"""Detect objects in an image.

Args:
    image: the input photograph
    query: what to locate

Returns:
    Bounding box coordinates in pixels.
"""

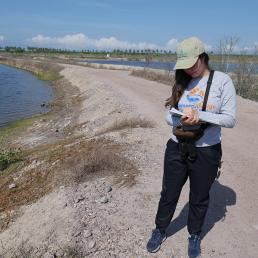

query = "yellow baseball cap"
[173,36,205,70]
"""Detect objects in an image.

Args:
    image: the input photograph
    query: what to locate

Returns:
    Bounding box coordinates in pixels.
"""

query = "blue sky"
[0,0,257,52]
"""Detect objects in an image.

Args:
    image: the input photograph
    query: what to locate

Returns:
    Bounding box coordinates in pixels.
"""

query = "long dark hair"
[165,52,211,108]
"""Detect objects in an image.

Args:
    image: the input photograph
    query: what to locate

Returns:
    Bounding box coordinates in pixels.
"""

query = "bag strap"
[199,70,215,131]
[202,70,214,111]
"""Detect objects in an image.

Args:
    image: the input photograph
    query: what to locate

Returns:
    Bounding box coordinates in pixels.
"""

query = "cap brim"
[173,56,199,70]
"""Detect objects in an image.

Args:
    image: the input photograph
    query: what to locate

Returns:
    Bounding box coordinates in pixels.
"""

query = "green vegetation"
[1,45,258,63]
[36,70,62,81]
[0,116,39,142]
[0,148,23,171]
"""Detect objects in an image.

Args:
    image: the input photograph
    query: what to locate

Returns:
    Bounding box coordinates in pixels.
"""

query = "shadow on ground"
[165,180,236,239]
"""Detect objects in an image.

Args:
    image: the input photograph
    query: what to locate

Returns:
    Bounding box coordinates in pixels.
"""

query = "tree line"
[0,46,179,55]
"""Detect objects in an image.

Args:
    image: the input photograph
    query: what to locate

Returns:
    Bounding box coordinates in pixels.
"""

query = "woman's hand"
[180,107,200,125]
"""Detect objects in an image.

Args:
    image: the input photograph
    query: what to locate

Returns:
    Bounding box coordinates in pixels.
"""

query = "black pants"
[155,138,222,236]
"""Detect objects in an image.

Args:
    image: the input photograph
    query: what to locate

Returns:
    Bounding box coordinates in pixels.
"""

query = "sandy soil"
[0,63,257,258]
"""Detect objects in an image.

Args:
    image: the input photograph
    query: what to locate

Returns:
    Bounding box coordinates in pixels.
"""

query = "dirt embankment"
[0,58,155,257]
[0,58,257,258]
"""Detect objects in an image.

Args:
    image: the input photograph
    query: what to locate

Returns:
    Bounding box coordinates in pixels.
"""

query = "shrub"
[0,148,23,171]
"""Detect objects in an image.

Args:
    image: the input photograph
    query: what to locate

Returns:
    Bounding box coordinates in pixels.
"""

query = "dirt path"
[0,63,257,258]
[61,64,258,257]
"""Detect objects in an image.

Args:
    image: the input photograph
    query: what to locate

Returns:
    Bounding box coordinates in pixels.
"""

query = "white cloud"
[165,38,179,51]
[30,33,90,47]
[28,34,194,51]
[29,33,159,50]
[241,42,258,53]
[0,35,5,41]
[204,43,212,52]
[215,42,258,54]
[30,33,258,53]
[93,36,158,49]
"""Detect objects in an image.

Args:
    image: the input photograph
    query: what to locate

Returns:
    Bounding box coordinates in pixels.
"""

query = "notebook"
[169,107,220,125]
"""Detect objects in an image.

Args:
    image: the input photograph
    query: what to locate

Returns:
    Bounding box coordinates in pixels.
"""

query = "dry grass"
[78,61,129,71]
[231,72,258,101]
[53,137,139,188]
[96,116,156,136]
[0,136,139,232]
[131,68,174,86]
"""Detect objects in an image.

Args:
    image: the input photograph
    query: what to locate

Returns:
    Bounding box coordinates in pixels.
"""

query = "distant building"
[106,53,110,58]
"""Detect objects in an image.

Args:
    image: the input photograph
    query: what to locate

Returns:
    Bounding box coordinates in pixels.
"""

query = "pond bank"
[0,56,83,148]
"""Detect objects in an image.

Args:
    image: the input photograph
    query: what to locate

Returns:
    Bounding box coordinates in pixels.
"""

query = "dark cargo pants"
[155,138,222,235]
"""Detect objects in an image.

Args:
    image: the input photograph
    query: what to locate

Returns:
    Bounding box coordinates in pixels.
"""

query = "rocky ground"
[0,62,257,258]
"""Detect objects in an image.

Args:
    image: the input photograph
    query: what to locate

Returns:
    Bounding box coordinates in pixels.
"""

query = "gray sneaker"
[188,234,201,258]
[146,228,167,253]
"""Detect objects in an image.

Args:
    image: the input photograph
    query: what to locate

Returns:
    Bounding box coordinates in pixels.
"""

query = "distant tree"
[217,36,239,73]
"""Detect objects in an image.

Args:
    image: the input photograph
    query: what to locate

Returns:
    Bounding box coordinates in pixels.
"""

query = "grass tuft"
[0,148,23,171]
[97,116,156,136]
[131,68,174,85]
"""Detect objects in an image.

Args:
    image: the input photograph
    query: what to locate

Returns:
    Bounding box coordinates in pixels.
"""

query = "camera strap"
[202,70,215,111]
[198,69,215,132]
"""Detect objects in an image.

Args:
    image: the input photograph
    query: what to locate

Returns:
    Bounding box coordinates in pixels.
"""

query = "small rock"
[88,240,96,249]
[8,183,16,189]
[0,213,7,220]
[105,185,112,193]
[75,195,85,203]
[83,229,92,238]
[99,196,109,203]
[43,252,55,258]
[52,160,60,166]
[74,231,81,237]
[88,212,96,218]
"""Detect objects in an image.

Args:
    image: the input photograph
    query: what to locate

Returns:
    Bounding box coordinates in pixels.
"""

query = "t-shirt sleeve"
[198,74,237,128]
[165,108,182,127]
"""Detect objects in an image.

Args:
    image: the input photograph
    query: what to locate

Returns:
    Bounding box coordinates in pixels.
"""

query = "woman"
[146,36,236,258]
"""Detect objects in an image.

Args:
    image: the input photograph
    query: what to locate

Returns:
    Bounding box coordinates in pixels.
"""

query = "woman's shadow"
[165,179,236,240]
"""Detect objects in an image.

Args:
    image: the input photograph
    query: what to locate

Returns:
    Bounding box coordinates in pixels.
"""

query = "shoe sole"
[188,249,201,258]
[147,236,167,253]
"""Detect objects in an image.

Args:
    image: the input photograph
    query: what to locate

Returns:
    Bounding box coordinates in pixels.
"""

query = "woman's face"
[183,57,205,78]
